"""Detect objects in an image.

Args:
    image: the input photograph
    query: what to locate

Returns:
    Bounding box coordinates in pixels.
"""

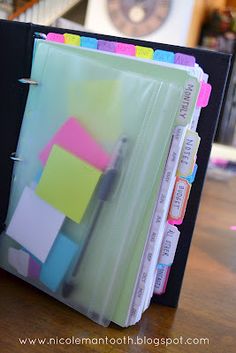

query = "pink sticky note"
[39,117,110,171]
[197,81,212,108]
[46,33,65,43]
[115,42,136,56]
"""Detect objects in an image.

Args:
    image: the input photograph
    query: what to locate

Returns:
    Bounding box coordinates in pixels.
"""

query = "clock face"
[107,0,171,37]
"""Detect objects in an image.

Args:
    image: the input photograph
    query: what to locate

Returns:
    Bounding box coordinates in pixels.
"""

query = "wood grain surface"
[0,177,236,353]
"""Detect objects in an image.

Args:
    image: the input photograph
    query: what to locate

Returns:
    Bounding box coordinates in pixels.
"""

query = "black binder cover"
[0,19,232,309]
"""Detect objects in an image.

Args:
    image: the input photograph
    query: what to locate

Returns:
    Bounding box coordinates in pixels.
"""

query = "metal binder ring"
[10,153,23,162]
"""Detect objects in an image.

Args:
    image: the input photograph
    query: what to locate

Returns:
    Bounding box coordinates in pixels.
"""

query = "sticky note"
[36,145,102,223]
[115,42,136,56]
[154,50,175,63]
[40,233,79,292]
[174,53,195,67]
[80,36,98,49]
[8,248,30,277]
[135,46,154,60]
[39,117,110,171]
[98,40,116,52]
[6,187,65,263]
[46,32,65,43]
[64,33,80,46]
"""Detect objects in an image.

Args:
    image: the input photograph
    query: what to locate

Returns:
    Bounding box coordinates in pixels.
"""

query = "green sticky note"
[36,145,102,223]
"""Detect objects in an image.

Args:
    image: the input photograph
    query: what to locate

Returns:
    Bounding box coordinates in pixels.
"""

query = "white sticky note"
[6,187,65,263]
[8,248,30,277]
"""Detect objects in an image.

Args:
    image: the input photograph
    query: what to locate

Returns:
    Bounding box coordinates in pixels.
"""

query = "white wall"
[85,0,196,46]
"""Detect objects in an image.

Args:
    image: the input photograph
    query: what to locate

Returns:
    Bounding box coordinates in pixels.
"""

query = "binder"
[0,19,232,327]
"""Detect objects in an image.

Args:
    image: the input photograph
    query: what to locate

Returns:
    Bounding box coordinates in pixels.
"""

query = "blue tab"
[80,36,98,49]
[154,50,175,63]
[40,233,79,292]
[183,164,198,184]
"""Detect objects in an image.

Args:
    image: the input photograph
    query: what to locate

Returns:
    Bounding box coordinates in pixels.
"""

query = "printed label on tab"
[154,264,170,295]
[177,79,197,123]
[158,223,180,266]
[177,130,200,177]
[64,33,80,46]
[46,33,65,43]
[135,46,154,59]
[168,177,191,225]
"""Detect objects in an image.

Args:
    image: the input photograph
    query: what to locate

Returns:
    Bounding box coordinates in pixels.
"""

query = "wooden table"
[1,177,236,353]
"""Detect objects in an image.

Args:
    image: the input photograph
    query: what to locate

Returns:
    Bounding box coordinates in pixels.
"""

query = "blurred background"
[1,0,236,174]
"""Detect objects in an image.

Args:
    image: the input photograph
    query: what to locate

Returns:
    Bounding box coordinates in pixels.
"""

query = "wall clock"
[107,0,171,37]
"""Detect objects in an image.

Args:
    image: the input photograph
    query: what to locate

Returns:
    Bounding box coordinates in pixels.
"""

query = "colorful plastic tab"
[184,164,198,184]
[115,42,136,56]
[40,233,79,292]
[177,130,200,177]
[158,223,180,266]
[39,117,110,171]
[6,187,65,263]
[168,177,191,225]
[174,53,195,67]
[80,36,98,49]
[154,49,175,63]
[197,81,212,107]
[98,40,116,52]
[36,145,102,224]
[46,32,65,43]
[154,264,171,295]
[135,46,154,60]
[64,33,80,46]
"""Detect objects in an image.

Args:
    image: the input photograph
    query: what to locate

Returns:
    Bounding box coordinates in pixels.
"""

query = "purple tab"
[174,53,195,67]
[98,40,116,52]
[28,257,41,279]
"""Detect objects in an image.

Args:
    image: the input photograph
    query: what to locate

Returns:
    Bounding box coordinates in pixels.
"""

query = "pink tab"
[174,53,195,67]
[197,81,212,108]
[46,32,65,43]
[115,42,136,56]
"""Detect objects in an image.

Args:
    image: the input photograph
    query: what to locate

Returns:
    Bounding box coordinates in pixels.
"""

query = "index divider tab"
[46,32,65,43]
[174,53,196,67]
[115,42,136,56]
[177,130,200,177]
[80,36,98,49]
[98,40,116,52]
[154,49,175,63]
[64,33,80,46]
[168,177,191,225]
[197,81,212,108]
[154,264,171,295]
[158,223,180,266]
[184,163,198,184]
[135,46,154,60]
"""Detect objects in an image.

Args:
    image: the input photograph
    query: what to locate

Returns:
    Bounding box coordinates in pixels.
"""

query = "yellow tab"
[64,33,80,46]
[135,46,154,60]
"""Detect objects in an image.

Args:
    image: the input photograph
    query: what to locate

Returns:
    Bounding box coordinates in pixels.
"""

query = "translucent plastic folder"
[0,21,231,328]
